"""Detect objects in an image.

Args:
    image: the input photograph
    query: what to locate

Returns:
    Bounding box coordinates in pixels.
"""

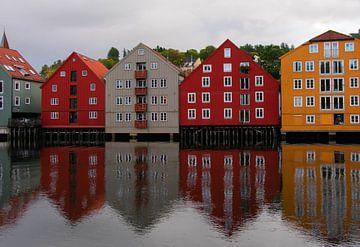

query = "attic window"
[13,64,24,69]
[60,71,66,77]
[20,69,30,77]
[82,70,88,76]
[12,56,17,61]
[4,65,15,71]
[18,58,25,63]
[29,69,36,75]
[138,49,145,55]
[5,55,11,60]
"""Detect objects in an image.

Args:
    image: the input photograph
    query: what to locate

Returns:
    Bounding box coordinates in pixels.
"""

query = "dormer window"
[29,69,36,75]
[5,55,11,60]
[18,58,25,63]
[12,56,17,61]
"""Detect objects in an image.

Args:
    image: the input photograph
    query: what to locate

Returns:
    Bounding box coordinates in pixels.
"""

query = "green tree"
[107,47,119,61]
[159,48,186,67]
[199,45,216,60]
[40,59,63,79]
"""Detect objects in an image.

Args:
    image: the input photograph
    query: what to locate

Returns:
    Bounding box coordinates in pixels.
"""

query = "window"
[70,71,77,82]
[255,108,264,118]
[320,61,330,75]
[240,94,250,105]
[350,77,359,88]
[223,63,232,72]
[307,151,316,162]
[188,93,196,103]
[332,42,339,58]
[255,91,264,102]
[320,96,331,110]
[224,108,232,119]
[240,62,250,74]
[151,112,158,121]
[350,95,359,106]
[124,63,131,70]
[305,61,314,72]
[306,79,314,89]
[350,114,360,124]
[240,78,249,89]
[82,70,88,76]
[125,80,131,88]
[151,96,157,105]
[150,62,158,69]
[25,97,30,105]
[50,112,59,119]
[116,113,123,122]
[333,96,344,110]
[116,97,123,105]
[202,92,210,103]
[52,85,57,92]
[160,79,167,88]
[324,42,331,58]
[14,81,20,91]
[350,59,358,70]
[240,109,250,123]
[188,109,196,119]
[125,113,131,121]
[151,79,158,88]
[116,80,123,89]
[0,96,3,110]
[255,76,263,86]
[89,111,97,119]
[60,71,66,77]
[50,98,59,105]
[224,48,231,58]
[160,96,167,105]
[89,97,97,105]
[351,152,360,162]
[332,60,344,74]
[306,115,315,124]
[333,78,344,92]
[25,82,30,90]
[345,42,354,52]
[306,96,315,107]
[293,79,302,89]
[69,98,77,109]
[160,112,167,121]
[202,77,210,87]
[224,76,232,87]
[293,61,302,72]
[224,92,232,103]
[294,96,302,107]
[309,44,318,53]
[203,64,212,72]
[320,78,331,92]
[90,83,96,91]
[14,96,20,106]
[124,96,131,105]
[0,80,3,93]
[70,85,77,96]
[202,108,210,119]
[137,48,145,55]
[29,69,36,75]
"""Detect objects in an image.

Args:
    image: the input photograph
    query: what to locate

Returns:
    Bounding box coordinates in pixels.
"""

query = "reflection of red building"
[40,146,105,223]
[180,149,281,236]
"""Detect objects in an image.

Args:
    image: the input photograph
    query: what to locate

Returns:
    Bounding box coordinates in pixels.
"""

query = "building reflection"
[0,143,40,227]
[105,142,179,233]
[180,148,281,236]
[282,144,360,243]
[40,146,105,223]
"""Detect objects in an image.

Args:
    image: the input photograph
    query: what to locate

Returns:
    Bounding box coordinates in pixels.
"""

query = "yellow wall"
[282,144,360,240]
[281,37,360,132]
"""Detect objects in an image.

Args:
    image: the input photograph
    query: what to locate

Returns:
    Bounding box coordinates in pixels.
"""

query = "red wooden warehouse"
[41,52,108,130]
[180,39,279,131]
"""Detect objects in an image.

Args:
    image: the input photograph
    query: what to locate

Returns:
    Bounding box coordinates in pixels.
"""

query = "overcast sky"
[1,0,360,70]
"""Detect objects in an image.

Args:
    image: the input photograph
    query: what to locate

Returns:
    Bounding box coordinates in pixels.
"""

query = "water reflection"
[282,144,360,244]
[0,143,40,227]
[105,142,180,233]
[40,146,105,223]
[180,148,281,236]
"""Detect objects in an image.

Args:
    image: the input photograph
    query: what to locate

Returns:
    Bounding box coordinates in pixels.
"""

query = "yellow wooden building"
[281,30,360,133]
[282,144,360,241]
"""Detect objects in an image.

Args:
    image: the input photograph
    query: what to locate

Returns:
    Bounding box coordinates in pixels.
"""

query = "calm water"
[0,142,359,247]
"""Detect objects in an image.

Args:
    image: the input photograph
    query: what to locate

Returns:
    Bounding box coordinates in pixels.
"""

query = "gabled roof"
[0,47,44,82]
[309,30,354,42]
[41,52,108,88]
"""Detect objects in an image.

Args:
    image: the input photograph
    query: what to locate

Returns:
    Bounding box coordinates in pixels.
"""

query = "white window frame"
[305,61,314,72]
[350,95,359,106]
[224,108,232,119]
[306,115,315,124]
[125,80,131,89]
[333,96,344,110]
[160,79,167,88]
[309,44,318,53]
[320,96,331,110]
[293,61,302,72]
[319,60,331,75]
[124,96,132,105]
[306,96,315,107]
[90,83,96,91]
[0,96,3,110]
[125,113,131,122]
[255,91,264,102]
[320,78,331,93]
[60,71,66,77]
[202,108,210,119]
[160,112,168,121]
[294,96,303,107]
[25,97,30,105]
[240,94,250,105]
[240,78,249,89]
[116,80,123,89]
[82,70,88,76]
[160,96,167,105]
[188,109,196,119]
[349,59,359,70]
[202,92,210,103]
[151,96,157,105]
[150,62,158,70]
[203,64,212,73]
[14,81,20,91]
[255,76,263,86]
[89,97,97,105]
[151,112,158,121]
[50,98,59,106]
[224,48,231,58]
[240,109,250,123]
[293,79,302,90]
[52,84,57,92]
[224,76,232,87]
[188,93,196,103]
[116,97,123,105]
[350,114,360,124]
[306,79,314,89]
[223,63,232,72]
[0,80,3,94]
[50,112,59,120]
[25,82,31,90]
[138,48,145,55]
[124,63,131,70]
[14,96,20,106]
[151,79,158,88]
[89,111,97,119]
[350,77,359,88]
[345,42,354,52]
[332,60,344,75]
[116,113,123,122]
[202,77,210,87]
[255,108,264,119]
[224,92,232,103]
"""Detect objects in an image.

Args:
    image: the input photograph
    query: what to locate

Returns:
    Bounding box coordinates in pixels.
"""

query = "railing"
[135,87,148,95]
[135,120,147,129]
[134,70,147,79]
[135,103,147,112]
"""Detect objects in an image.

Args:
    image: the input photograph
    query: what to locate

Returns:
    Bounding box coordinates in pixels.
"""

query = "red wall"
[180,148,281,235]
[41,53,106,128]
[180,39,279,126]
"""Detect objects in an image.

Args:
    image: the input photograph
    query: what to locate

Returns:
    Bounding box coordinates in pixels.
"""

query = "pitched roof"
[76,53,108,79]
[309,30,354,42]
[0,32,9,49]
[0,47,44,82]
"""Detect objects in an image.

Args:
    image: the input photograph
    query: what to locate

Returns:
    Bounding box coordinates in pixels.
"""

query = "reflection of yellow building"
[282,144,360,242]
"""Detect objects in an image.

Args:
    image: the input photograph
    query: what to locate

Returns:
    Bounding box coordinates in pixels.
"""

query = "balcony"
[135,103,148,112]
[134,70,147,79]
[135,120,147,129]
[135,87,148,96]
